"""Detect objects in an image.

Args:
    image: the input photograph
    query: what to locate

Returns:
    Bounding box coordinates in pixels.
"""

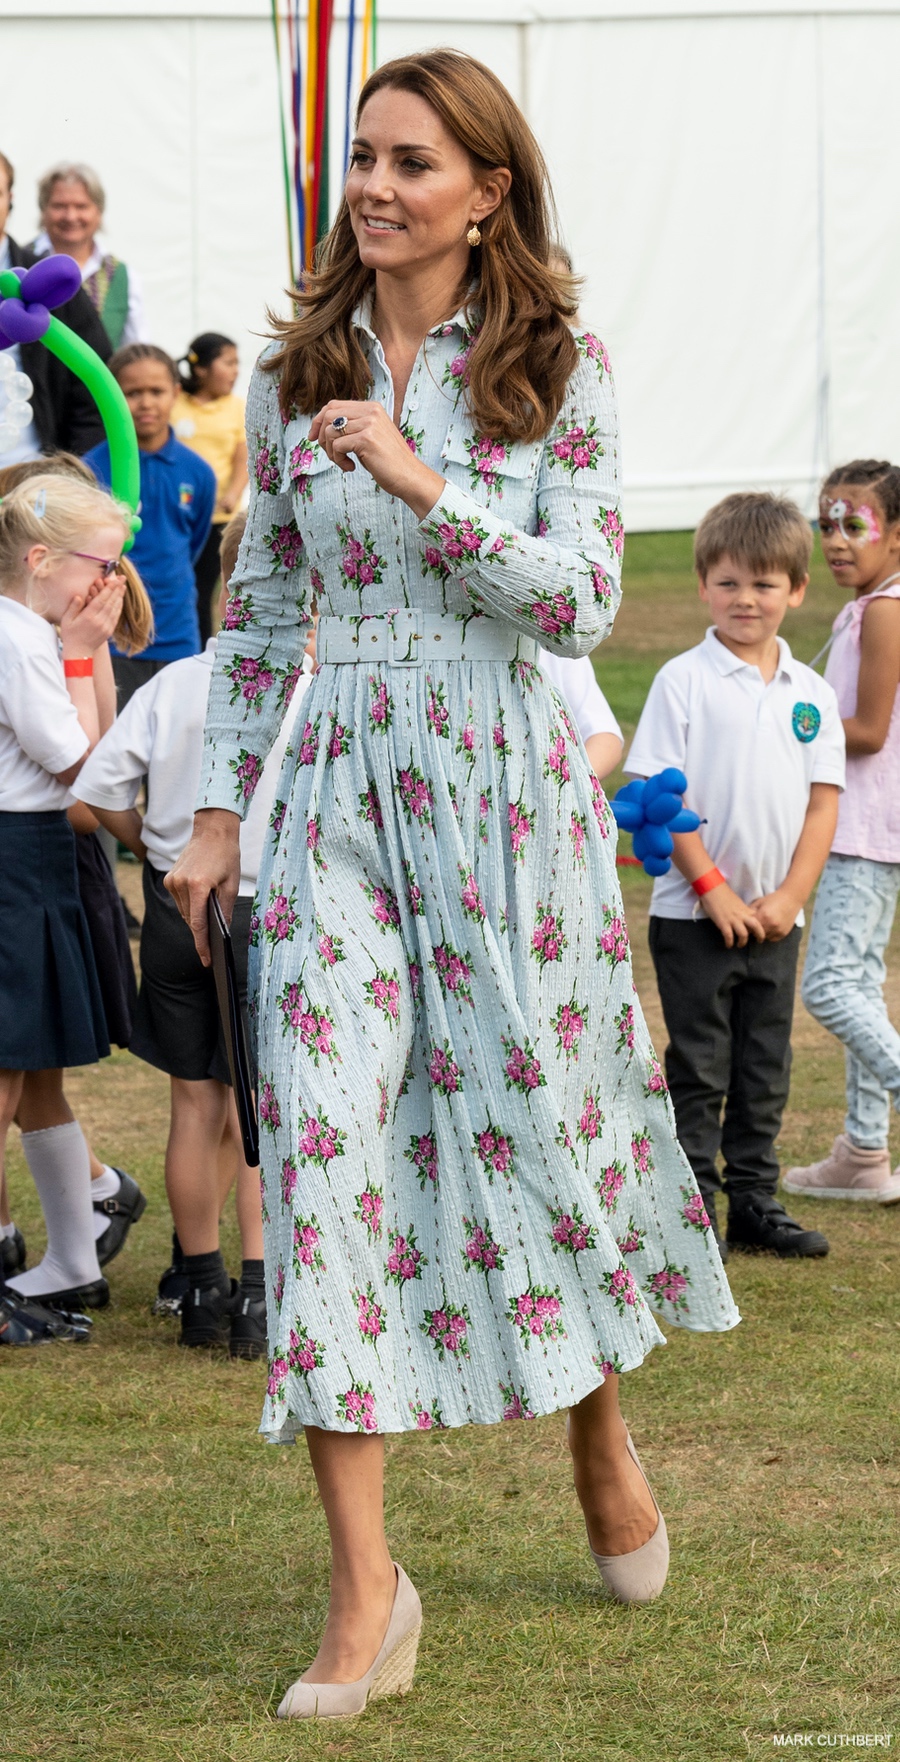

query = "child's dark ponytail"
[822,460,900,525]
[178,333,235,395]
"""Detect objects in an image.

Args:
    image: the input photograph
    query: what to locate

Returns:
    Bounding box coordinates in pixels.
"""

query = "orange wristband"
[63,658,93,678]
[692,867,725,897]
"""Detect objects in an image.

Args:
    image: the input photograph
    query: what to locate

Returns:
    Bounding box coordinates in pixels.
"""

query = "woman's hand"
[59,575,126,655]
[309,400,445,520]
[165,808,242,966]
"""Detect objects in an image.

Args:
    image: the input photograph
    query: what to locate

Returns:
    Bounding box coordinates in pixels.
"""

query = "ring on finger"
[331,415,347,432]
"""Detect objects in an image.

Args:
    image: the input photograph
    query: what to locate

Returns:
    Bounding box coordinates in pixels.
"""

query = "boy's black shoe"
[703,1194,729,1264]
[0,1226,27,1278]
[94,1171,147,1268]
[230,1287,268,1361]
[726,1191,829,1258]
[180,1278,241,1349]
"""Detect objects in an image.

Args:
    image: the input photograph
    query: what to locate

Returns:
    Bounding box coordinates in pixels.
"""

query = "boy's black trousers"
[647,916,801,1207]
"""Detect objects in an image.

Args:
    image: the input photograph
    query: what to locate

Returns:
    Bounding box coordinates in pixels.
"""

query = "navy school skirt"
[0,811,111,1071]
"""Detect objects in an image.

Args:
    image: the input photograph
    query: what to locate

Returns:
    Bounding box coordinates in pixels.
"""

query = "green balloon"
[0,274,141,551]
[42,316,142,546]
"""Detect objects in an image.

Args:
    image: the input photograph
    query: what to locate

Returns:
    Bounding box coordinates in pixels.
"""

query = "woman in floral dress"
[169,48,738,1718]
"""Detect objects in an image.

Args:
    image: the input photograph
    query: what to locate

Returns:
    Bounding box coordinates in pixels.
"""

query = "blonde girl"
[0,475,151,1327]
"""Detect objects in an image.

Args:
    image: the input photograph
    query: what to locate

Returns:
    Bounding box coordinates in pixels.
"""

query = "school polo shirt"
[540,651,623,746]
[84,430,216,661]
[625,627,845,922]
[0,598,88,811]
[77,640,314,895]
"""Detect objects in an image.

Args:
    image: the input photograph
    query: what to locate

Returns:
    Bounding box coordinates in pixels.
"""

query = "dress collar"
[351,287,475,345]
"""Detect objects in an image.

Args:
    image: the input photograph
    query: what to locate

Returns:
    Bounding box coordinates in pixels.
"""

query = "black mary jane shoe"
[36,1277,110,1312]
[94,1171,148,1268]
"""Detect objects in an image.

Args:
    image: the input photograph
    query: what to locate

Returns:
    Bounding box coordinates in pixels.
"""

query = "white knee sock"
[7,1121,103,1295]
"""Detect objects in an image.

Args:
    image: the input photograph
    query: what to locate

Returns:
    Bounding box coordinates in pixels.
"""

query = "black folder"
[207,891,259,1167]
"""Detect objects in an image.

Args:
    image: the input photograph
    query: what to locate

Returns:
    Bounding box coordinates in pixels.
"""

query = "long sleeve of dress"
[197,357,313,817]
[418,337,623,659]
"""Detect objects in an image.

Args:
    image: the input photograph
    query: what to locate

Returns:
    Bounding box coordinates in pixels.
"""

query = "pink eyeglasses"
[70,551,124,579]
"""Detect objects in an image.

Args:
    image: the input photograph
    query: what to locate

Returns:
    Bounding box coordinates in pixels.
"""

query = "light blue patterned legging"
[801,853,900,1148]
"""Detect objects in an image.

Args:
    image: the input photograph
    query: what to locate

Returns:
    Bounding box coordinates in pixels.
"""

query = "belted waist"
[316,609,538,667]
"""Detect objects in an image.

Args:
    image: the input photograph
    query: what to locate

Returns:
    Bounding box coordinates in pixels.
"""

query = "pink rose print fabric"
[197,304,738,1441]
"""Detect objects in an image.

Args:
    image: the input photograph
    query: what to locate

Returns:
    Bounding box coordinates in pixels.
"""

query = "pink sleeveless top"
[825,582,900,862]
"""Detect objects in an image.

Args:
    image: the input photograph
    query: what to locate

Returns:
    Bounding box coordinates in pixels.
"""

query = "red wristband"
[63,658,93,678]
[692,867,725,897]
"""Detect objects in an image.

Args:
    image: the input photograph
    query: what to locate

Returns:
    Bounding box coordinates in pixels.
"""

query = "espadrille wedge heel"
[276,1564,422,1720]
[589,1432,669,1604]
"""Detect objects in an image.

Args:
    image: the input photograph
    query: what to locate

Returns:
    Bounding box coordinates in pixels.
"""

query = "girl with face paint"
[786,460,900,1203]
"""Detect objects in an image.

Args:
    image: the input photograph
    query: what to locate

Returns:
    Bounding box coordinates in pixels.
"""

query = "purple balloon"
[0,298,50,342]
[19,254,82,309]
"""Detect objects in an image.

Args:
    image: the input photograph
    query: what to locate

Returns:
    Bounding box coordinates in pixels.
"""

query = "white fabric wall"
[1,2,897,529]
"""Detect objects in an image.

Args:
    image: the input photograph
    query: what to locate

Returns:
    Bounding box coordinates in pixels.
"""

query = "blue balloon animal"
[611,768,701,876]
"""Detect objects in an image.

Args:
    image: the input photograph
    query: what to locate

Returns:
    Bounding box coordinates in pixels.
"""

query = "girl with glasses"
[0,474,151,1335]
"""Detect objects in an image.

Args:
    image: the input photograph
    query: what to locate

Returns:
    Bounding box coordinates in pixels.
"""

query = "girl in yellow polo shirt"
[173,333,248,644]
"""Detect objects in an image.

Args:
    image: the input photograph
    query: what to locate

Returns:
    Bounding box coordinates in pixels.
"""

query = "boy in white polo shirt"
[626,493,845,1259]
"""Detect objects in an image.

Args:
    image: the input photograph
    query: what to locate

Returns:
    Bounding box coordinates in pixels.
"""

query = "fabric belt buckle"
[387,607,424,666]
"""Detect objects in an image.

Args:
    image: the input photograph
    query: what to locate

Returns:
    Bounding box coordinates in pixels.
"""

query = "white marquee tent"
[2,0,897,529]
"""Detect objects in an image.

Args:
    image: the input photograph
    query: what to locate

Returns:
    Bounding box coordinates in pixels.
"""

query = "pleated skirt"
[0,811,110,1071]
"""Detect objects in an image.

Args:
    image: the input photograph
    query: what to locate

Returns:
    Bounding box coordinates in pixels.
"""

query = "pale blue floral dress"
[198,302,739,1441]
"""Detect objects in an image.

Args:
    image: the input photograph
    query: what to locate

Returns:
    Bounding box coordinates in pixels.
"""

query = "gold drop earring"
[466,222,482,247]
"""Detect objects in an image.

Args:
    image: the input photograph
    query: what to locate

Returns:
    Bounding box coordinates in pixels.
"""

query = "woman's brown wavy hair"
[265,48,580,443]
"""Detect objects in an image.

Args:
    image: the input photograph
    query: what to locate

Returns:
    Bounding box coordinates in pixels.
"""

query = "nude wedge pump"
[589,1432,669,1604]
[276,1563,422,1720]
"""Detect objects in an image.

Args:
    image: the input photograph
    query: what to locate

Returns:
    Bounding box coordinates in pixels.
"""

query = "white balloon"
[4,400,33,431]
[8,371,33,400]
[0,422,20,450]
[0,353,15,385]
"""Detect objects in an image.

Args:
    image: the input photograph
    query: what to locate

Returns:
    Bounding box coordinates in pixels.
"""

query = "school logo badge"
[792,701,821,743]
[179,482,195,507]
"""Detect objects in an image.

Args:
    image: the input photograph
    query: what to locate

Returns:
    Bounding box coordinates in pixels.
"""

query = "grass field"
[2,535,898,1761]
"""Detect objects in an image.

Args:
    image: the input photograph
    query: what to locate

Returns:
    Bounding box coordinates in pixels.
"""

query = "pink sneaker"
[783,1134,900,1204]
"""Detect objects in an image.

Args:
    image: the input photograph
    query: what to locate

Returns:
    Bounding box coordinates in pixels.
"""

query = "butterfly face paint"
[823,497,882,547]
